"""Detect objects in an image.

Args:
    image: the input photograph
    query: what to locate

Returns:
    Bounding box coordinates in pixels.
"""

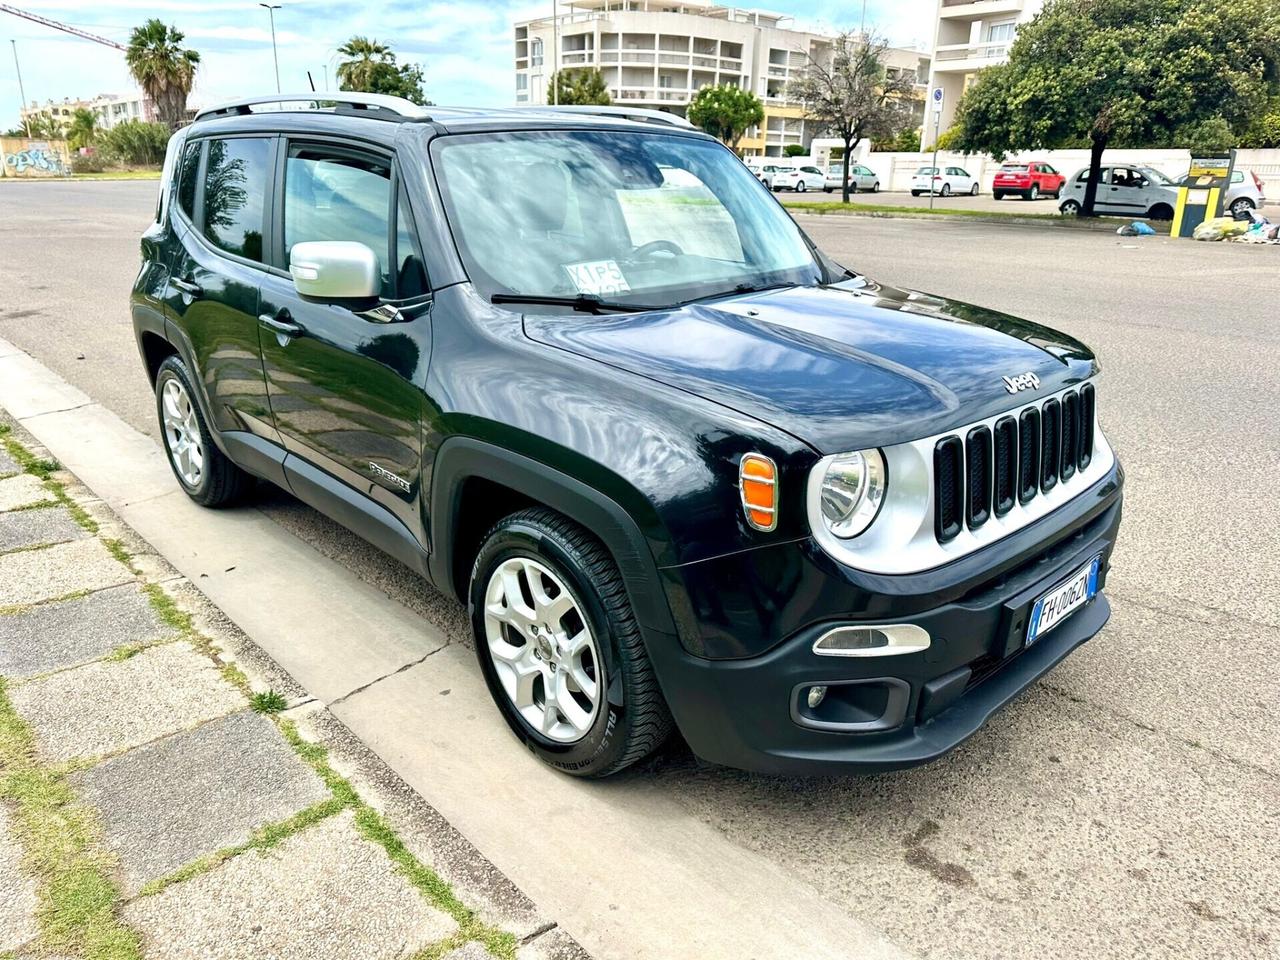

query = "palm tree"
[67,108,98,150]
[126,19,200,130]
[336,36,393,93]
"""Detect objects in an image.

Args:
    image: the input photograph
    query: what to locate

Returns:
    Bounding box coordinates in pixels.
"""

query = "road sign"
[931,87,944,112]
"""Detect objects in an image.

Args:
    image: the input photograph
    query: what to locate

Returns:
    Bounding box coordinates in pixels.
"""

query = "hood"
[524,280,1097,455]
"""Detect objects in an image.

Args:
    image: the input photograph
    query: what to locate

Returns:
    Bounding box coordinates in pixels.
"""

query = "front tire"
[1060,199,1082,216]
[155,355,252,507]
[470,508,674,778]
[871,181,879,193]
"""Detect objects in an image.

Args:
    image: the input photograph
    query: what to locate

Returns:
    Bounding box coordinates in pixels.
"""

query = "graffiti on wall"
[0,139,72,178]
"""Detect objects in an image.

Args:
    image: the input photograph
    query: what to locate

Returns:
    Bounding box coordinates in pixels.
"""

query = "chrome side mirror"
[289,241,379,300]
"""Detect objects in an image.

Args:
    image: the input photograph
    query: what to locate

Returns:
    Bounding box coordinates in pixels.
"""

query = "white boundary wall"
[797,139,1280,192]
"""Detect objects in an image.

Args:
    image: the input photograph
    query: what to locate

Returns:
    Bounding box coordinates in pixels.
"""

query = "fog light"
[807,685,828,709]
[812,623,931,657]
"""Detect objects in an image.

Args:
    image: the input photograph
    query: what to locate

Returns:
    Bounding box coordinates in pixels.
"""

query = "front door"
[257,140,433,538]
[1104,167,1148,215]
[164,134,277,443]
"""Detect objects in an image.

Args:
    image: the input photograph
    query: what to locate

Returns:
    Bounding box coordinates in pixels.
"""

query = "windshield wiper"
[681,280,798,305]
[491,293,660,314]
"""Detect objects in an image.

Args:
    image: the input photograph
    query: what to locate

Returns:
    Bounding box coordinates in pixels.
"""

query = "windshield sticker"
[564,260,631,296]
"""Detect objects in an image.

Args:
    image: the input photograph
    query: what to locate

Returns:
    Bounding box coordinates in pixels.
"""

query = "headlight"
[818,449,886,539]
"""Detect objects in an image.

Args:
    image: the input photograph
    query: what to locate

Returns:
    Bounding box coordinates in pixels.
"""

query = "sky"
[0,0,934,122]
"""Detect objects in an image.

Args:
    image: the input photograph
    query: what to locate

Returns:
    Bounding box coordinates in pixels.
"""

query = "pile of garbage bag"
[1193,208,1280,243]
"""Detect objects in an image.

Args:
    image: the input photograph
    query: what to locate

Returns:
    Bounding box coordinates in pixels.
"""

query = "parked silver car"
[1058,165,1179,219]
[824,163,880,193]
[1177,169,1268,217]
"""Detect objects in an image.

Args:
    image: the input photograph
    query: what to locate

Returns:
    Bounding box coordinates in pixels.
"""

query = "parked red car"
[993,161,1066,200]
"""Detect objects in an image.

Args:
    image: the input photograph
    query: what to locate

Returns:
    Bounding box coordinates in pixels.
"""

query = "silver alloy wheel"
[161,378,204,488]
[483,556,602,743]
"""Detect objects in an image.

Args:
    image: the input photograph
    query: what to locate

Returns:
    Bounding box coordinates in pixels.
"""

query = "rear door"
[164,134,278,446]
[257,137,433,538]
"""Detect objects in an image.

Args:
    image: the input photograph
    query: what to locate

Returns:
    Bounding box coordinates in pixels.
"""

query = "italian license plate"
[1027,555,1101,646]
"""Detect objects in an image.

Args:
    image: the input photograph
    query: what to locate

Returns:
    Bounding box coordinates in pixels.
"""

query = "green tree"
[686,84,764,152]
[787,33,918,202]
[23,114,64,139]
[99,120,170,166]
[549,67,612,106]
[336,36,393,91]
[782,144,806,157]
[1241,97,1280,148]
[67,108,98,150]
[336,37,430,105]
[872,126,923,152]
[126,19,200,131]
[954,0,1280,216]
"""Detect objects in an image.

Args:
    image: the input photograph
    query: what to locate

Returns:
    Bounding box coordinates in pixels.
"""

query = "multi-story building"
[513,0,930,157]
[19,92,154,136]
[924,0,1044,135]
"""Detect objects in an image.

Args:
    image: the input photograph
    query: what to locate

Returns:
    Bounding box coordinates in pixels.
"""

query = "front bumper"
[648,471,1123,775]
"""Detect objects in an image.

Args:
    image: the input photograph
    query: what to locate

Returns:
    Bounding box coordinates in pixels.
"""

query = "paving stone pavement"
[76,711,333,894]
[0,537,134,607]
[0,473,53,511]
[0,803,39,953]
[9,641,246,763]
[0,444,20,476]
[0,582,179,679]
[0,424,576,960]
[0,504,87,554]
[122,811,457,959]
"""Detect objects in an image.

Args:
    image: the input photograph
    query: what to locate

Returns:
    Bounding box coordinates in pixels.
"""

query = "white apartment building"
[925,0,1044,135]
[20,92,154,135]
[514,0,930,157]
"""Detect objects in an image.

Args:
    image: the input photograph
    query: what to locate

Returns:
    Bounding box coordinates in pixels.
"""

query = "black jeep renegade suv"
[131,94,1123,778]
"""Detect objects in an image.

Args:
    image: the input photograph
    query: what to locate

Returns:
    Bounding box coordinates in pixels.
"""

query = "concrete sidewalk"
[0,420,586,960]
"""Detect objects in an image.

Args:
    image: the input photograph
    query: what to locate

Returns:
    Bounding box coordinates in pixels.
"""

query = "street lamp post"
[259,3,282,93]
[10,40,30,137]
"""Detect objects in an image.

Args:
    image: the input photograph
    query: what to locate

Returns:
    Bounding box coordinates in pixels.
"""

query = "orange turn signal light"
[739,453,778,532]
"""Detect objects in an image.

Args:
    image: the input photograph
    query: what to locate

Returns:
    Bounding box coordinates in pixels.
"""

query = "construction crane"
[0,4,126,51]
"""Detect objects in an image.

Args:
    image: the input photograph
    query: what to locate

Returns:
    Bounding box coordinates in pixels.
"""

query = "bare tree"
[788,33,918,203]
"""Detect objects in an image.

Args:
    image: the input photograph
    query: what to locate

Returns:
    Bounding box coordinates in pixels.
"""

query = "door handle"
[171,276,202,298]
[258,310,304,338]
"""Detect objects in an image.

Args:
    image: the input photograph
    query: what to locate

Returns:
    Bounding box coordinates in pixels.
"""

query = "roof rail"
[193,92,432,124]
[518,105,695,129]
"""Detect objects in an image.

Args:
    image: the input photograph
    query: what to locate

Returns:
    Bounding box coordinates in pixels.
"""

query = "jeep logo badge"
[1002,372,1040,395]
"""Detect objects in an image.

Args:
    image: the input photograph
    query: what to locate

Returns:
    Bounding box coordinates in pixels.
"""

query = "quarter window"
[283,146,392,298]
[177,141,201,221]
[203,137,272,262]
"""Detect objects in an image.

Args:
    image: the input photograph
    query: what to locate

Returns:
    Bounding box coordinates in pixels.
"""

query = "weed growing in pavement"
[100,538,136,573]
[0,678,143,960]
[140,582,193,635]
[0,433,59,480]
[106,643,147,663]
[250,689,289,713]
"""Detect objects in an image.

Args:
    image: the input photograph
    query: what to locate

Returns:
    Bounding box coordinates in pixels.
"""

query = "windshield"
[1139,166,1174,185]
[431,130,822,308]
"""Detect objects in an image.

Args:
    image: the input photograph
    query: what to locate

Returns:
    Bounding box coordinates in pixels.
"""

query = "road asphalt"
[1,180,1277,959]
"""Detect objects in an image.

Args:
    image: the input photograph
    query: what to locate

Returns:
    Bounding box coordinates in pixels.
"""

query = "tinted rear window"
[203,137,272,263]
[1001,164,1028,172]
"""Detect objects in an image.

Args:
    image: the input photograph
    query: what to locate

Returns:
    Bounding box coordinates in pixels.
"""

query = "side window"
[394,188,429,300]
[203,137,272,262]
[177,141,201,221]
[1231,171,1244,183]
[1079,168,1109,184]
[283,145,392,298]
[1043,164,1057,174]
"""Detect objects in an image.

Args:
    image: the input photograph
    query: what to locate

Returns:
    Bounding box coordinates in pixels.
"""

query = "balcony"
[939,0,1025,18]
[933,41,1011,68]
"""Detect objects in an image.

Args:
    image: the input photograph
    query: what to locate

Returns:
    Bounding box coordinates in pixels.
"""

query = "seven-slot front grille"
[934,386,1097,544]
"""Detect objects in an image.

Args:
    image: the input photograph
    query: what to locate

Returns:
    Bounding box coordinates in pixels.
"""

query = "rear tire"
[941,183,951,197]
[911,190,920,197]
[796,180,807,193]
[1029,184,1040,201]
[871,182,879,193]
[1230,197,1255,217]
[994,191,1005,200]
[1148,203,1174,221]
[970,183,979,196]
[469,508,674,779]
[155,354,252,508]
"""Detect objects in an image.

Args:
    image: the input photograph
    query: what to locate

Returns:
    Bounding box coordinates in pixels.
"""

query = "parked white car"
[1177,168,1267,217]
[824,163,880,193]
[772,165,826,193]
[1058,165,1180,219]
[910,166,978,197]
[753,164,788,189]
